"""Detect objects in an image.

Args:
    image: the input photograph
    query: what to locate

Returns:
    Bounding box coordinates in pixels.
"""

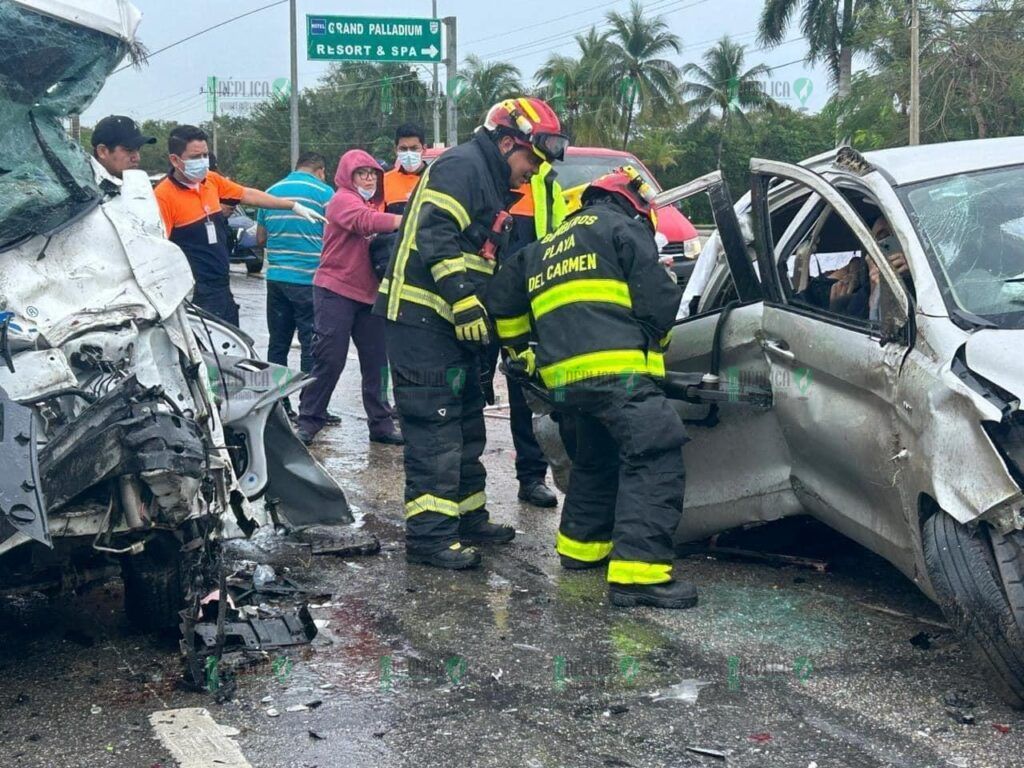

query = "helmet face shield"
[533,132,569,162]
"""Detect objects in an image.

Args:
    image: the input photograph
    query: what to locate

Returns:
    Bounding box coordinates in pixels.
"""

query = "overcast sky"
[84,0,831,128]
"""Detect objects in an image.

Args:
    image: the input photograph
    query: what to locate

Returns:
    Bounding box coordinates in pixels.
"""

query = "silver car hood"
[965,329,1024,404]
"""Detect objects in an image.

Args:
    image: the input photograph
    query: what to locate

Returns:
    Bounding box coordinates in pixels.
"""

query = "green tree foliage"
[456,55,524,137]
[682,36,775,168]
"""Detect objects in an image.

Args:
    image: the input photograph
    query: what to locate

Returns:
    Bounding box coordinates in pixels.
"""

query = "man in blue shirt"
[257,153,334,386]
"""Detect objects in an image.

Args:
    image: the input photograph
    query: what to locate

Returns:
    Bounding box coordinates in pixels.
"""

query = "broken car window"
[903,165,1024,329]
[0,4,127,249]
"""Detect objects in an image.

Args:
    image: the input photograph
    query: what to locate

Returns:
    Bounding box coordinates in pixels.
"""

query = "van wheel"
[122,534,190,633]
[923,511,1024,708]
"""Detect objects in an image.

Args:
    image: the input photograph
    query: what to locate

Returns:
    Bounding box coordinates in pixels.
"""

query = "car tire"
[923,511,1024,708]
[121,534,190,633]
[245,254,264,275]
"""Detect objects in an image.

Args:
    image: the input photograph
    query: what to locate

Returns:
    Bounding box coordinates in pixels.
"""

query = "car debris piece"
[0,386,48,547]
[289,524,381,557]
[679,541,829,573]
[686,746,729,759]
[187,606,318,652]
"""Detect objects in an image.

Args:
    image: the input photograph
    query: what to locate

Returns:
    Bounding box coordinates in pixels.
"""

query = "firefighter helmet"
[583,165,659,229]
[482,97,569,162]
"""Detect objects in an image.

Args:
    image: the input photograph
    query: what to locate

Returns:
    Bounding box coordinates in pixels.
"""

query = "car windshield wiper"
[949,307,999,331]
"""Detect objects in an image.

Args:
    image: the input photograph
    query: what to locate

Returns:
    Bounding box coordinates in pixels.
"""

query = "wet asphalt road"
[3,268,1024,768]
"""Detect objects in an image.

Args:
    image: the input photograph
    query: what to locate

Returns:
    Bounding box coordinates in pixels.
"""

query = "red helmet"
[583,165,659,229]
[483,97,569,162]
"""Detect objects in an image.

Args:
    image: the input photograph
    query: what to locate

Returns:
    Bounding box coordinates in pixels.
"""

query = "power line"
[112,0,288,75]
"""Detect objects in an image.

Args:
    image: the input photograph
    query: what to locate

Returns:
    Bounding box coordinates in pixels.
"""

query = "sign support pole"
[444,16,457,147]
[431,0,441,147]
[290,0,300,168]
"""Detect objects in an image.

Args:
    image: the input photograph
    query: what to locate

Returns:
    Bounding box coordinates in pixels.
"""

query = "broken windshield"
[902,164,1024,330]
[0,3,128,249]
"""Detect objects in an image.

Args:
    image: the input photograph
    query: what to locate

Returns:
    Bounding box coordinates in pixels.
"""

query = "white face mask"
[358,185,377,201]
[181,156,209,182]
[397,150,422,172]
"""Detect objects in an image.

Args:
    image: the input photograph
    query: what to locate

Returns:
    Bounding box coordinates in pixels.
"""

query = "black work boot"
[518,481,558,508]
[559,554,610,571]
[406,542,482,570]
[459,510,515,545]
[609,579,699,609]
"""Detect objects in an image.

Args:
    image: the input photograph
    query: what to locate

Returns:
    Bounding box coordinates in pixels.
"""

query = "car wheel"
[121,533,191,633]
[245,254,264,275]
[923,511,1024,708]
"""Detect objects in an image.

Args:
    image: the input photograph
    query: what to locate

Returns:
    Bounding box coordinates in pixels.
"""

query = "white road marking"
[149,708,253,768]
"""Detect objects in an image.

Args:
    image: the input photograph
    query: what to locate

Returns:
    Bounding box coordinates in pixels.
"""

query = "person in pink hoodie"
[296,149,404,445]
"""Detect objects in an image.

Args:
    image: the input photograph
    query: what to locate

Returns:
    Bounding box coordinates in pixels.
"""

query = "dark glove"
[452,295,491,346]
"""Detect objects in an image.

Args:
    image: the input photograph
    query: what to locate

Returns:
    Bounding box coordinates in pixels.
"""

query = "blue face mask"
[358,186,376,201]
[397,150,422,172]
[182,156,209,182]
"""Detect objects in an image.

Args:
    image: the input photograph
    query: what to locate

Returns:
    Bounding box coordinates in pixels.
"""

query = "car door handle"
[763,339,795,361]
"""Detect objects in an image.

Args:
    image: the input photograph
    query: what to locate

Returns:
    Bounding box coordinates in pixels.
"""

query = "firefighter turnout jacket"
[486,198,681,389]
[374,132,514,333]
[508,162,568,246]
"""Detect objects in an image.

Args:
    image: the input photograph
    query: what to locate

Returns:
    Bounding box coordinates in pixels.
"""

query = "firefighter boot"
[459,510,516,545]
[609,579,699,609]
[406,542,482,570]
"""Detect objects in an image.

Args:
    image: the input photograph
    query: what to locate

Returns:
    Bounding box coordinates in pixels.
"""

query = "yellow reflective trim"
[459,491,487,514]
[539,349,650,388]
[607,560,673,585]
[556,531,612,563]
[430,256,467,282]
[463,252,496,275]
[388,166,433,319]
[421,189,471,231]
[405,494,460,518]
[379,278,390,294]
[495,314,531,339]
[517,97,541,122]
[531,279,632,321]
[647,350,665,378]
[452,295,482,314]
[659,330,672,348]
[401,285,454,322]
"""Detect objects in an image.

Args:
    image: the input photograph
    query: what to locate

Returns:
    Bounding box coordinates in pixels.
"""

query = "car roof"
[801,137,1024,187]
[564,146,633,159]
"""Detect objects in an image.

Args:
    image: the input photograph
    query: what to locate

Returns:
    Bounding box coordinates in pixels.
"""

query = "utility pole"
[289,0,300,167]
[909,0,920,146]
[211,76,219,156]
[444,16,457,147]
[431,0,441,147]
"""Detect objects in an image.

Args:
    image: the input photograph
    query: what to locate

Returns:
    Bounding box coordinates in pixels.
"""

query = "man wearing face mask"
[375,97,569,570]
[154,124,326,326]
[383,123,427,215]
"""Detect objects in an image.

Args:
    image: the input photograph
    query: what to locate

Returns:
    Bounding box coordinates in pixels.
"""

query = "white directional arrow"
[421,45,439,58]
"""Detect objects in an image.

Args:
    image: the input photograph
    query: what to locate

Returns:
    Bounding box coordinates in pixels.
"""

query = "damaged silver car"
[536,138,1024,706]
[0,0,348,636]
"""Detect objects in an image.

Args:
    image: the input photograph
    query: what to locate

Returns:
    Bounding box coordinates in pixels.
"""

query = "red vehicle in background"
[419,145,702,281]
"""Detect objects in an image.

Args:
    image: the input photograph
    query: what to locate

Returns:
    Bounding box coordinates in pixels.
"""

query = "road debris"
[650,680,710,704]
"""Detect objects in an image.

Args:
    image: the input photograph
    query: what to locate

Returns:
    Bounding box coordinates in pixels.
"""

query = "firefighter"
[374,97,569,570]
[482,161,568,509]
[485,167,698,609]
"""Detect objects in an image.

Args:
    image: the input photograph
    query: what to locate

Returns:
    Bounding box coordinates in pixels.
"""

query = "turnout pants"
[555,376,687,585]
[297,286,395,439]
[386,322,489,554]
[483,345,549,485]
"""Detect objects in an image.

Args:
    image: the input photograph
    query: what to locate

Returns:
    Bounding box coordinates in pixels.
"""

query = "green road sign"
[307,15,443,63]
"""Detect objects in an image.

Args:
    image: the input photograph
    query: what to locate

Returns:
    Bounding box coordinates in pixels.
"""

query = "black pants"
[555,376,687,585]
[386,322,490,554]
[482,345,548,485]
[266,280,315,373]
[192,278,239,327]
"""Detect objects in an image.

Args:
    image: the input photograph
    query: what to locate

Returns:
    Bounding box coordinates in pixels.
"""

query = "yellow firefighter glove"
[507,347,536,378]
[452,295,491,345]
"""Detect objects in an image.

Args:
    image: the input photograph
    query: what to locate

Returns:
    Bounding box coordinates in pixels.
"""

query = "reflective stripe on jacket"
[485,199,682,388]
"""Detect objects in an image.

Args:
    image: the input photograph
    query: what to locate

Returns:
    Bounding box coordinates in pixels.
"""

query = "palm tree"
[758,0,879,100]
[603,1,682,149]
[458,54,524,133]
[682,36,773,168]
